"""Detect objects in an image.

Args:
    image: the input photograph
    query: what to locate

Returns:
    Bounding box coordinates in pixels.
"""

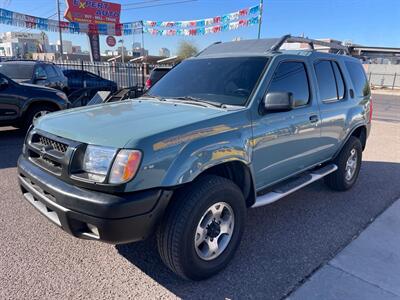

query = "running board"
[251,164,338,208]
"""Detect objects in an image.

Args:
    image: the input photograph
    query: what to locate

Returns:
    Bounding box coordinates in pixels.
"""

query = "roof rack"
[270,34,350,55]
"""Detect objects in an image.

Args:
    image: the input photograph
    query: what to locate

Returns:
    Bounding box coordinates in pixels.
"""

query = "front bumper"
[18,155,173,244]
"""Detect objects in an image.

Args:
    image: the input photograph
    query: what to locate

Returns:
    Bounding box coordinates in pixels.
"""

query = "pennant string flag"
[143,4,261,29]
[0,4,261,37]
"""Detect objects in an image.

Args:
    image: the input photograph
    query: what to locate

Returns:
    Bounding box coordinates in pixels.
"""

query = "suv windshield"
[0,63,34,80]
[148,57,268,106]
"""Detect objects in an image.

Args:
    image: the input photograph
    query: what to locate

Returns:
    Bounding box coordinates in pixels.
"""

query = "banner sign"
[88,32,101,61]
[0,4,261,37]
[64,0,121,25]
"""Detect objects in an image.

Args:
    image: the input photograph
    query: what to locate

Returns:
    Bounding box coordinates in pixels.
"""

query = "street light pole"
[257,0,264,39]
[56,0,64,58]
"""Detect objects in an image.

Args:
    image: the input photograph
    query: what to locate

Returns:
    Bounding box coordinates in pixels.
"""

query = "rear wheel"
[157,175,246,280]
[21,104,56,130]
[325,136,362,191]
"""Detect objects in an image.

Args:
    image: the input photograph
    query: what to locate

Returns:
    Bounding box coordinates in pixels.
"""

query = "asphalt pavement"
[0,92,399,299]
[290,198,400,300]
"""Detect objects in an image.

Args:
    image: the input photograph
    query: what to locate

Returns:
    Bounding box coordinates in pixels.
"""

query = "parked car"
[0,73,69,129]
[0,60,68,92]
[145,66,171,90]
[17,36,372,280]
[62,70,118,94]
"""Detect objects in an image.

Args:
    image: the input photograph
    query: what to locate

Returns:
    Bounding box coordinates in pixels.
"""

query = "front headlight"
[56,91,68,102]
[81,146,142,184]
[109,150,142,184]
[83,145,117,182]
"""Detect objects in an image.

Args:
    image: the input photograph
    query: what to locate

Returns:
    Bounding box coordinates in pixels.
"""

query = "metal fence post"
[392,73,397,90]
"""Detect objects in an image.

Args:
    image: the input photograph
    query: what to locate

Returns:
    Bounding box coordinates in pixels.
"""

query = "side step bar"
[251,164,338,208]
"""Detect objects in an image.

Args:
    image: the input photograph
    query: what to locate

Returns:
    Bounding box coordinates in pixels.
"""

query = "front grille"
[38,135,68,153]
[27,133,72,175]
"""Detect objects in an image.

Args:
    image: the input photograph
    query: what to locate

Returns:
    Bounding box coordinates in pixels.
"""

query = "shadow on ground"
[0,127,25,169]
[116,161,400,299]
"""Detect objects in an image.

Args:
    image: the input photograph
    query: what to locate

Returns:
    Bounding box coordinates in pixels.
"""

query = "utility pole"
[119,39,125,63]
[56,0,64,58]
[257,0,264,39]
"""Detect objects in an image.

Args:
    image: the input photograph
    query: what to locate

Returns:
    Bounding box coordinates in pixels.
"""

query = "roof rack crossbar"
[270,34,350,55]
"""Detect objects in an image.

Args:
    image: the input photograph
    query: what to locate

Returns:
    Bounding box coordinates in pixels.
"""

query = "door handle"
[309,115,319,123]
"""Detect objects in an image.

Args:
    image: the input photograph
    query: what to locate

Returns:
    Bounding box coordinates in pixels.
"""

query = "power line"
[123,0,197,11]
[122,0,165,7]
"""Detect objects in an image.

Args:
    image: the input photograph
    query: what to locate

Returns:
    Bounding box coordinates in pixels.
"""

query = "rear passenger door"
[252,59,325,190]
[313,59,351,158]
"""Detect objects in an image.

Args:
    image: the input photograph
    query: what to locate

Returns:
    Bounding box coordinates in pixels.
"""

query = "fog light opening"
[87,223,100,237]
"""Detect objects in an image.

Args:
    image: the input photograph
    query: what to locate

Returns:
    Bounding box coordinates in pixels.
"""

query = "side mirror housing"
[263,92,294,113]
[0,77,9,89]
[35,74,47,81]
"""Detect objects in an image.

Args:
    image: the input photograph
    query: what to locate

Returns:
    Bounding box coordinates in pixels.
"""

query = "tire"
[157,175,247,280]
[325,136,362,191]
[21,104,56,130]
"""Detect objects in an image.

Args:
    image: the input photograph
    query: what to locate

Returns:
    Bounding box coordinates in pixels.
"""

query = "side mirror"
[35,74,47,81]
[0,78,9,89]
[263,92,294,112]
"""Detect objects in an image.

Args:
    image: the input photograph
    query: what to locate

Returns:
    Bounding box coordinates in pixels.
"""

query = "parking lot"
[0,93,399,299]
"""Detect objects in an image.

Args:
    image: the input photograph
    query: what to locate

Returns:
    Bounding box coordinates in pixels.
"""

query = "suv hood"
[35,99,228,148]
[20,82,59,93]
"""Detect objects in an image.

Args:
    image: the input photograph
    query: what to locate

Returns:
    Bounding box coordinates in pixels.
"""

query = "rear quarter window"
[345,61,370,97]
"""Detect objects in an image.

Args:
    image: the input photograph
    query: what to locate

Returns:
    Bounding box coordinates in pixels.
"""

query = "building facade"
[0,31,49,58]
[159,47,171,57]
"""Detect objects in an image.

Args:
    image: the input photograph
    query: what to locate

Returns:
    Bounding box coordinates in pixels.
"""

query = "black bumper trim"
[18,155,173,244]
[18,155,165,219]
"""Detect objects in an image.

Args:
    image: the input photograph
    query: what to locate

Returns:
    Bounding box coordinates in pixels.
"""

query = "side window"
[268,61,310,107]
[54,66,64,77]
[85,72,99,80]
[314,61,337,102]
[34,66,46,78]
[345,61,370,97]
[332,62,345,99]
[44,65,57,77]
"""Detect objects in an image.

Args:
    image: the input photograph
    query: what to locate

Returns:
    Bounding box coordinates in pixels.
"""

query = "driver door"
[251,59,325,190]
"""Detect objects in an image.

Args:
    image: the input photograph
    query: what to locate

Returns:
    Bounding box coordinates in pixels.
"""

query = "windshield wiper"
[168,96,223,108]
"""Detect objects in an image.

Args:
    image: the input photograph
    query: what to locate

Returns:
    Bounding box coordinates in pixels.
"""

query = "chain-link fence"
[368,72,400,89]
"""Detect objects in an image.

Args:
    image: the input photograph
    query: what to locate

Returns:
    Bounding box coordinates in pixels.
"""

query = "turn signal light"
[109,150,142,184]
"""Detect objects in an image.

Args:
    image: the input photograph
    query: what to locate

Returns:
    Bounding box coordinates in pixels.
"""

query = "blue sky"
[1,0,399,55]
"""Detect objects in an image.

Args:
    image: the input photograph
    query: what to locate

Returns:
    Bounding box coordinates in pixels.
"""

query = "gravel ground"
[0,93,399,299]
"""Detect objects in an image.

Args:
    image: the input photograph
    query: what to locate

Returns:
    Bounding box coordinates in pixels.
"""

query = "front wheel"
[325,136,362,191]
[21,104,56,130]
[157,175,246,280]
